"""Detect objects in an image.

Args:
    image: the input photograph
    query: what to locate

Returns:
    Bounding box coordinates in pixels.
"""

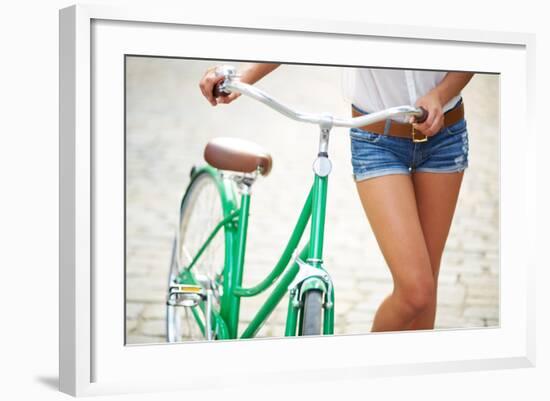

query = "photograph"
[124,57,499,344]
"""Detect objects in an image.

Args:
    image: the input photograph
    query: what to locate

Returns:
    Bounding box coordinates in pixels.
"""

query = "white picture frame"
[59,3,536,397]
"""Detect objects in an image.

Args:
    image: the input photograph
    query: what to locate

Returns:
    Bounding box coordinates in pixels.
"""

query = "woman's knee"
[394,273,436,315]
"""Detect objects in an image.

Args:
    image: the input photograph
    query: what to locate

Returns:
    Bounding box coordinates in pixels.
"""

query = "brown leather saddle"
[203,137,273,176]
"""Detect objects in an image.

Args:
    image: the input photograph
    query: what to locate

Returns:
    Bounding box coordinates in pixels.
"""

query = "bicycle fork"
[285,117,336,335]
[285,252,335,336]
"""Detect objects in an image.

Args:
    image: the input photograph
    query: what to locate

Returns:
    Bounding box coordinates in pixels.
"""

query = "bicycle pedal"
[167,284,206,307]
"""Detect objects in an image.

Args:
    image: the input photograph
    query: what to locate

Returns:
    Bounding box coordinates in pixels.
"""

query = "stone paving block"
[345,310,376,325]
[434,305,465,327]
[440,250,464,265]
[139,319,166,338]
[465,278,499,298]
[460,272,499,289]
[265,324,287,338]
[239,302,266,322]
[254,323,270,338]
[126,286,166,304]
[462,233,491,249]
[126,302,145,320]
[126,320,138,333]
[331,278,357,292]
[126,335,165,345]
[142,304,167,320]
[437,272,460,285]
[461,319,487,329]
[459,254,490,272]
[334,287,364,304]
[462,305,500,321]
[125,266,153,279]
[465,295,500,307]
[435,316,467,330]
[341,323,374,335]
[437,283,467,307]
[126,275,166,290]
[356,278,392,293]
[334,299,354,315]
[484,319,499,327]
[351,300,379,314]
[365,286,393,304]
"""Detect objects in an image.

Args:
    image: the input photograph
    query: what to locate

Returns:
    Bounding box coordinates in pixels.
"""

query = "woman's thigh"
[355,173,432,290]
[411,171,465,278]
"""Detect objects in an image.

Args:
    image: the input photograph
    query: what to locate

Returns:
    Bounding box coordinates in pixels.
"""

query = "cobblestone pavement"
[125,57,499,344]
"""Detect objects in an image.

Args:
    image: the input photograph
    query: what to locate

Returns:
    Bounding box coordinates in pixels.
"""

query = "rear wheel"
[166,171,229,342]
[300,290,323,336]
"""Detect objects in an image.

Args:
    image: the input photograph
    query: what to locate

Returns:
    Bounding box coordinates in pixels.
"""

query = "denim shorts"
[350,106,469,182]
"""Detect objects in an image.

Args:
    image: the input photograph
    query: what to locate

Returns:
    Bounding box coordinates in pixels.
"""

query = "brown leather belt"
[351,102,464,141]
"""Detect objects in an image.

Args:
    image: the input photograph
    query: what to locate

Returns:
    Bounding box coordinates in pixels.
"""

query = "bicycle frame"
[175,164,334,340]
[172,66,425,341]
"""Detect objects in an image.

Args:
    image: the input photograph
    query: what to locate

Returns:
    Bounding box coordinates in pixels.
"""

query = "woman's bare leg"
[355,174,435,332]
[406,171,464,330]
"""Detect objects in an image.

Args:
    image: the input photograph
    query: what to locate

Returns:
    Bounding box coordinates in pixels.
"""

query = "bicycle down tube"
[177,173,316,338]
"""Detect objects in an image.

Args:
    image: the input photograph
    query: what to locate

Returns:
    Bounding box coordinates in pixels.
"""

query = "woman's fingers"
[415,108,435,134]
[428,113,444,134]
[415,109,443,136]
[199,67,242,106]
[413,90,445,136]
[199,69,225,106]
[216,92,241,104]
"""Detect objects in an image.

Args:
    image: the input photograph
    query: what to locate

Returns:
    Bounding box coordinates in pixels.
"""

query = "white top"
[341,68,462,122]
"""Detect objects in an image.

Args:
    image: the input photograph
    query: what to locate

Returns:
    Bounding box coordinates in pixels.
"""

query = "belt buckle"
[411,125,428,143]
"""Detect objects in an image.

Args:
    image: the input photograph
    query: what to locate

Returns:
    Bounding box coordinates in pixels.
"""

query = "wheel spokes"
[168,174,226,342]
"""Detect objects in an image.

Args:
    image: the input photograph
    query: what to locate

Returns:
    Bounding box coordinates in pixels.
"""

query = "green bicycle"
[166,65,427,342]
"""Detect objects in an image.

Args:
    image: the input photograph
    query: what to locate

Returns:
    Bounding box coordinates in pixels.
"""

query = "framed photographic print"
[59,3,536,396]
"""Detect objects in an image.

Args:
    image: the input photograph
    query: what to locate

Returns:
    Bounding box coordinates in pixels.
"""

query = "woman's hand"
[199,63,281,107]
[410,90,444,136]
[409,72,474,136]
[199,66,241,106]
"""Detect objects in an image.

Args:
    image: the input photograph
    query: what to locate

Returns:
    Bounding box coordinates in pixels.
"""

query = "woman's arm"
[413,72,474,136]
[239,63,280,85]
[199,63,281,106]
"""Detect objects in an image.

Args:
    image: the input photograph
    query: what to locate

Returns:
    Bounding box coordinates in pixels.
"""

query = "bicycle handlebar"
[213,77,428,128]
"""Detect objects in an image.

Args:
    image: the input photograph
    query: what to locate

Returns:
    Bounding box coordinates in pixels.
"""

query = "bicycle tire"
[300,290,323,336]
[166,170,230,342]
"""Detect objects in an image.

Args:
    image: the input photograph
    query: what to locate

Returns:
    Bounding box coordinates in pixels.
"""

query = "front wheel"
[300,290,323,336]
